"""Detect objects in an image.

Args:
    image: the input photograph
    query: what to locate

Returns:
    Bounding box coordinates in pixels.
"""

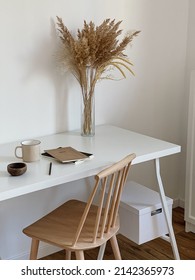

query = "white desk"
[0,125,181,259]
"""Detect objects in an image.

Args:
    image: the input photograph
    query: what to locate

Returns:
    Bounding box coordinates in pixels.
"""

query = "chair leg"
[110,235,121,260]
[65,250,71,260]
[75,250,85,260]
[30,239,39,260]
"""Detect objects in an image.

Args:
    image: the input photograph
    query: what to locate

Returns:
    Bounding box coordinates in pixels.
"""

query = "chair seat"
[23,200,119,251]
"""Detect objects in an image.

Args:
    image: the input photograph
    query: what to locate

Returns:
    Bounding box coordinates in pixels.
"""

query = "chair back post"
[72,178,100,247]
[111,163,130,228]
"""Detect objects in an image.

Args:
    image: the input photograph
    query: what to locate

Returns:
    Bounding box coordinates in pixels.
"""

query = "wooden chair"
[23,153,136,260]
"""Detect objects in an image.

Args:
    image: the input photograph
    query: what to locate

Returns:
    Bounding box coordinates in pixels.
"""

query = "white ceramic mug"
[15,140,41,162]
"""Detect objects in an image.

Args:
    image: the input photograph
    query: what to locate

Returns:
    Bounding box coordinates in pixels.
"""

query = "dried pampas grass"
[56,17,140,83]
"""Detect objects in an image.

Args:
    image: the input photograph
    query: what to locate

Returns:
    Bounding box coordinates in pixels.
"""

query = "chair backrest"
[72,153,136,246]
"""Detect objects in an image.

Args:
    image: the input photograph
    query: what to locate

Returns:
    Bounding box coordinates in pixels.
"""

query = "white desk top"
[0,125,181,202]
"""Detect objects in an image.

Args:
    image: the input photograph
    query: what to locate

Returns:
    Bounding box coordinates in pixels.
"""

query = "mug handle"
[15,146,22,159]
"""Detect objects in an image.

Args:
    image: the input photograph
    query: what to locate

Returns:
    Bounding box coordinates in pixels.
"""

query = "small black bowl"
[7,162,27,176]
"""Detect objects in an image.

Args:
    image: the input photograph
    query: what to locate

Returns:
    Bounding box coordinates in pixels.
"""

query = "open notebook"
[42,146,93,164]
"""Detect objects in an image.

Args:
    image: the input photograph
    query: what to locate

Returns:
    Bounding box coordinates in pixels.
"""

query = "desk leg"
[155,158,180,260]
[97,243,106,260]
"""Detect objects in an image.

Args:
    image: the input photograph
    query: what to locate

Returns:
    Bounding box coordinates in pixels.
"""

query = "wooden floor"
[41,207,195,260]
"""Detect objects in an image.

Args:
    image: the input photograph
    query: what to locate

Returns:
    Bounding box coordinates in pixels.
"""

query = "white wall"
[0,0,189,259]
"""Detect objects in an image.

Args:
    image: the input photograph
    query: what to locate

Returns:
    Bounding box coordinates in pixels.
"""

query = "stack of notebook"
[42,146,94,164]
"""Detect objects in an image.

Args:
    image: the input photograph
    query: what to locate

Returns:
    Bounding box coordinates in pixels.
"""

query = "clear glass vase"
[81,93,95,137]
[80,67,95,137]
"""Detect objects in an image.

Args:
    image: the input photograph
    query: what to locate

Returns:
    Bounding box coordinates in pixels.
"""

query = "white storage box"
[119,181,173,245]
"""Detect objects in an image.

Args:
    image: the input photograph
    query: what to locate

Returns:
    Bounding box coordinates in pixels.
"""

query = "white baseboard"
[172,198,185,209]
[7,243,61,260]
[186,221,195,233]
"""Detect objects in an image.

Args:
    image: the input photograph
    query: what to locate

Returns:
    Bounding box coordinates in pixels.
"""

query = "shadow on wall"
[20,17,76,133]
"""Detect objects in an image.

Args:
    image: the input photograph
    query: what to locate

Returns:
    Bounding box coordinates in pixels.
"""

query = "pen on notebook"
[49,162,52,175]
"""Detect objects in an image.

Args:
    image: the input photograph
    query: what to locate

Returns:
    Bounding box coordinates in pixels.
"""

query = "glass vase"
[81,93,95,137]
[80,67,96,137]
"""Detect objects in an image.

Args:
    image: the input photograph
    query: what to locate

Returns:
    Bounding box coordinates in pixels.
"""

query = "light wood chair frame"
[23,153,136,260]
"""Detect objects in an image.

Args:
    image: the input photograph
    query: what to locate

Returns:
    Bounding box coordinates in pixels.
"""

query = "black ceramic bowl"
[7,162,27,176]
